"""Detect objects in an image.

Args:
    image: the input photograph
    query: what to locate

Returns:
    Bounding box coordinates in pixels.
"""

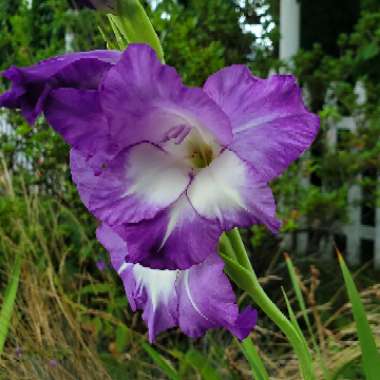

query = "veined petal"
[97,225,257,342]
[70,148,114,209]
[0,50,120,124]
[114,194,222,270]
[45,89,114,156]
[187,149,280,232]
[177,254,257,339]
[89,143,191,225]
[204,65,319,181]
[100,44,232,150]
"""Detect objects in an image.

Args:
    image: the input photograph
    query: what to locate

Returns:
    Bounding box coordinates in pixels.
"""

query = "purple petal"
[44,89,115,156]
[96,260,107,271]
[96,224,127,270]
[100,44,232,150]
[204,66,320,181]
[0,50,120,124]
[89,143,191,225]
[114,194,222,270]
[97,225,257,342]
[228,307,258,340]
[70,149,104,209]
[177,254,257,339]
[187,149,281,232]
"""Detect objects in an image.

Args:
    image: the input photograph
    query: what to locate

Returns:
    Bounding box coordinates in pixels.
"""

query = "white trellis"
[279,0,380,268]
[327,108,380,269]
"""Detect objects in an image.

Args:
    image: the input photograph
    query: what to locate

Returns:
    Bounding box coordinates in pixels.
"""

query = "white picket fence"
[279,0,380,268]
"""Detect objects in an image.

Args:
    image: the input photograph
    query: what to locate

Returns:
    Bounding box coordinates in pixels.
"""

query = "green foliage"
[150,0,256,85]
[240,338,270,380]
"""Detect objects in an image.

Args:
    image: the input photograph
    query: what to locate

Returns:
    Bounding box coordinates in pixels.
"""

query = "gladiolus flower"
[0,44,319,341]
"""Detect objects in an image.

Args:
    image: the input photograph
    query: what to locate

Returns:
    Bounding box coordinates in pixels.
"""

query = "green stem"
[219,233,237,261]
[110,0,164,61]
[227,228,252,269]
[224,230,315,380]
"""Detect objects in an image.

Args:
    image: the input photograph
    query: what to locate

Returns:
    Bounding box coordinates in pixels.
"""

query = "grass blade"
[141,342,180,380]
[240,338,270,380]
[337,251,380,380]
[284,254,314,338]
[285,254,329,379]
[185,349,221,380]
[0,253,22,355]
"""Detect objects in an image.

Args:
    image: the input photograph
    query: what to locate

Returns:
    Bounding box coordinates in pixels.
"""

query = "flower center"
[189,142,214,169]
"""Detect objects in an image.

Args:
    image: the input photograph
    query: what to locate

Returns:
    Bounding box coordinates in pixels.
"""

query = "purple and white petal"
[89,143,191,225]
[204,65,320,181]
[177,254,256,339]
[100,44,232,151]
[114,194,222,270]
[187,149,281,232]
[0,50,120,124]
[97,224,257,341]
[97,224,178,342]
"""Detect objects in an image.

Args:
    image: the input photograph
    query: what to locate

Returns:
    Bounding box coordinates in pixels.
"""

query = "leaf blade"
[338,251,380,380]
[0,253,22,355]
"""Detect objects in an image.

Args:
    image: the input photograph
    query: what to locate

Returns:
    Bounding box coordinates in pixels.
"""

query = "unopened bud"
[73,0,116,12]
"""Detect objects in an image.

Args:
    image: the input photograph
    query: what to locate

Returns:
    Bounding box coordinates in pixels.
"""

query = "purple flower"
[48,359,58,367]
[96,259,107,271]
[15,346,22,359]
[0,44,319,341]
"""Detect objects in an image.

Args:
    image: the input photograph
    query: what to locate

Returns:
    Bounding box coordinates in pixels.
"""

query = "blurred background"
[0,0,379,379]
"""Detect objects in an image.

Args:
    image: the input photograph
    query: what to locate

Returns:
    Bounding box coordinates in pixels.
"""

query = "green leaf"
[284,254,312,331]
[357,42,379,61]
[338,252,380,380]
[115,325,130,353]
[0,253,22,355]
[141,342,180,380]
[185,349,221,380]
[240,338,269,380]
[281,288,308,348]
[79,283,113,296]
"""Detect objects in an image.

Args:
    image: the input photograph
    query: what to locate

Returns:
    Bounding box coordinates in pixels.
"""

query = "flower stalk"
[109,0,164,61]
[223,229,315,380]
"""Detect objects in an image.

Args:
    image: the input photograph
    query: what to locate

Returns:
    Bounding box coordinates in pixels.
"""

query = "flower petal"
[45,89,115,156]
[70,149,104,209]
[0,50,120,124]
[204,66,320,181]
[96,224,178,342]
[89,143,191,225]
[187,149,280,232]
[97,225,257,342]
[177,254,257,339]
[100,44,232,150]
[114,194,222,270]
